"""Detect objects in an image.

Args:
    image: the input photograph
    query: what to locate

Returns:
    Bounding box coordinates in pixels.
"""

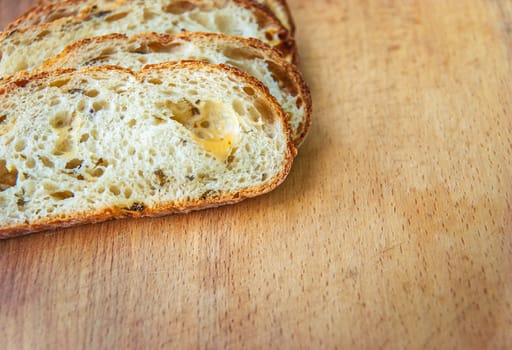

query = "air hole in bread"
[214,14,234,33]
[105,11,129,23]
[109,185,121,196]
[148,78,163,85]
[90,129,98,140]
[39,156,54,168]
[14,139,26,152]
[265,60,298,96]
[254,99,274,124]
[15,60,28,72]
[4,135,14,147]
[154,169,168,187]
[51,191,74,200]
[124,188,132,198]
[263,124,275,139]
[50,111,71,129]
[143,9,156,20]
[92,100,108,112]
[45,8,79,23]
[96,158,109,167]
[43,182,56,193]
[137,57,148,64]
[147,42,182,54]
[163,1,196,14]
[187,12,210,28]
[94,45,112,56]
[49,97,60,107]
[265,32,274,41]
[0,114,8,134]
[86,167,104,178]
[53,137,72,156]
[77,99,86,111]
[247,106,261,123]
[35,30,51,41]
[158,99,195,121]
[114,84,127,94]
[79,133,89,143]
[223,47,263,61]
[0,160,18,191]
[127,119,136,127]
[26,157,35,169]
[65,159,83,170]
[243,86,255,96]
[97,187,105,194]
[152,115,166,125]
[296,97,303,108]
[49,78,70,88]
[85,89,99,98]
[232,100,244,116]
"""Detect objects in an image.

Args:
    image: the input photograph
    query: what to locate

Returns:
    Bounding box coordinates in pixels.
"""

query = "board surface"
[1,1,511,348]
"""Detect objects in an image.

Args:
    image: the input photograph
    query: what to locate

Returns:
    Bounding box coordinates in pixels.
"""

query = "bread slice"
[32,0,296,33]
[0,61,296,238]
[31,32,310,145]
[0,0,296,78]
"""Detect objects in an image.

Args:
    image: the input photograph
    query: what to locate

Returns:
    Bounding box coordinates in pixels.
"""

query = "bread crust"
[33,32,311,145]
[0,61,297,238]
[1,0,297,63]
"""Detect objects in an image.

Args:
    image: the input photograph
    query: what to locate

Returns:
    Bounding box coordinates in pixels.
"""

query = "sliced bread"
[31,32,310,145]
[0,0,296,78]
[33,0,296,33]
[0,61,296,237]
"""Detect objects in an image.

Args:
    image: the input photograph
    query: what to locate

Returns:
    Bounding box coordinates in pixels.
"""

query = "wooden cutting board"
[1,1,511,348]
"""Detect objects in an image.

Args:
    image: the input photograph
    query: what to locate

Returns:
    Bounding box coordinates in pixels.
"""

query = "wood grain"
[1,0,512,349]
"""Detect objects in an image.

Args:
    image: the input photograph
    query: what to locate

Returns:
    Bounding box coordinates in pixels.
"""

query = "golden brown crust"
[35,32,310,145]
[0,61,296,238]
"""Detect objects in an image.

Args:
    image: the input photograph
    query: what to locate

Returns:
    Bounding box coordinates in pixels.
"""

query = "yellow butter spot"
[170,100,240,161]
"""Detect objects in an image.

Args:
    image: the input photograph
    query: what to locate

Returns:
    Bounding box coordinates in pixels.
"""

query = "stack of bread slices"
[0,0,312,237]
